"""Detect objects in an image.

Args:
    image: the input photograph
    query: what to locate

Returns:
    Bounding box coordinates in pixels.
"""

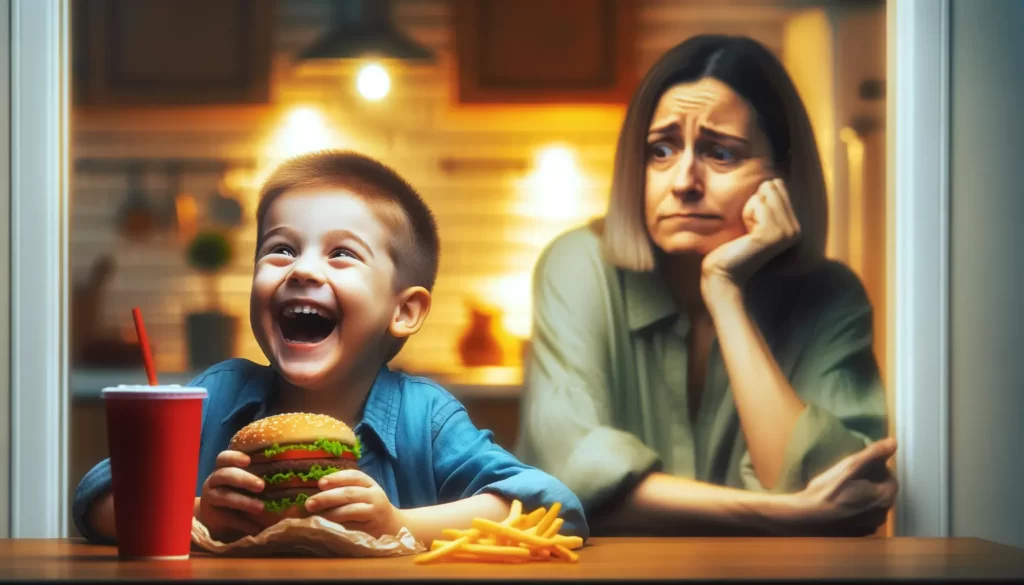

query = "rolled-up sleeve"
[71,459,115,544]
[741,273,889,493]
[430,401,589,539]
[515,234,660,512]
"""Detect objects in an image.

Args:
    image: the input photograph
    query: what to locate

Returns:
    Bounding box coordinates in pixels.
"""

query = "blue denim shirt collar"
[354,366,401,460]
[219,365,277,426]
[218,364,401,460]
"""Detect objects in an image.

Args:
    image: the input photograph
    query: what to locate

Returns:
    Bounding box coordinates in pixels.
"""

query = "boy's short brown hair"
[254,150,440,293]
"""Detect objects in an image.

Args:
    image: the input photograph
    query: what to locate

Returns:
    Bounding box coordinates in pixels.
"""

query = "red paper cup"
[102,385,207,560]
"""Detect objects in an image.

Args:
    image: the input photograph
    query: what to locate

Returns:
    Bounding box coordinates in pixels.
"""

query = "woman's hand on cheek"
[303,469,405,538]
[701,178,801,293]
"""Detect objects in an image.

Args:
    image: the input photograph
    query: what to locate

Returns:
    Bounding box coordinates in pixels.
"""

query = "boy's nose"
[287,258,326,286]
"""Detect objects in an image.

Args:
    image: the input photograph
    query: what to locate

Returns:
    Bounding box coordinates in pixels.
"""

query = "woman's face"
[644,77,775,257]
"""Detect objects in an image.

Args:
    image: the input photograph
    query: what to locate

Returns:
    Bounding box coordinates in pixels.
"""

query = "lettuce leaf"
[262,493,309,514]
[262,437,361,459]
[262,464,339,484]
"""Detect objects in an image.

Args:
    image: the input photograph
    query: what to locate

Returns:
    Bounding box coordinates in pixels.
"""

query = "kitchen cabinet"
[73,0,274,106]
[452,0,637,104]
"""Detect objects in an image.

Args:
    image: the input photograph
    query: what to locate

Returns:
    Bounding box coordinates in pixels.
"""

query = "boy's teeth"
[284,304,321,315]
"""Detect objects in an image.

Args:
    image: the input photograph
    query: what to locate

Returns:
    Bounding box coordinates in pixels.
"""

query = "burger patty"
[248,458,359,480]
[260,486,320,501]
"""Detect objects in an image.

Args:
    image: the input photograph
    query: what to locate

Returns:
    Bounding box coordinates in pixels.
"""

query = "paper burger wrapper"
[191,516,426,557]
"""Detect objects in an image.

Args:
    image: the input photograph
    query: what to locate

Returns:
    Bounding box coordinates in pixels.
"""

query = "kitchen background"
[68,0,888,536]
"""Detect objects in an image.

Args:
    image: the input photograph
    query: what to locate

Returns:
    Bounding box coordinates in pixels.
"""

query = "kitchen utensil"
[209,174,243,227]
[116,164,156,241]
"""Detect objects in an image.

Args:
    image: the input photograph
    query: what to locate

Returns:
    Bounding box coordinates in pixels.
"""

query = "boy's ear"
[389,286,432,339]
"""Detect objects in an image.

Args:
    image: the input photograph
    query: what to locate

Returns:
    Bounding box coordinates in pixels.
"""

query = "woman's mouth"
[665,212,722,221]
[277,303,338,345]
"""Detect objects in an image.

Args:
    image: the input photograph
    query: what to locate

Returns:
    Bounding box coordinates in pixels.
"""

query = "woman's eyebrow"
[700,126,750,146]
[648,121,680,137]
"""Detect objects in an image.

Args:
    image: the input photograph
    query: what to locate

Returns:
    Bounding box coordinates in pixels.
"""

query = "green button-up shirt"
[515,225,888,513]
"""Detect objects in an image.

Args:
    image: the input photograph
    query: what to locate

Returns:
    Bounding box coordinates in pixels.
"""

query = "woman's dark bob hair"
[601,35,828,274]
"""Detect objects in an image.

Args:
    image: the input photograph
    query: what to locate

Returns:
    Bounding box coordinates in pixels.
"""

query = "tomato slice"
[250,449,357,464]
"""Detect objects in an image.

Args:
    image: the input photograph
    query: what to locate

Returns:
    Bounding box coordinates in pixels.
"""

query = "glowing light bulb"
[536,146,576,176]
[516,145,584,222]
[357,63,391,101]
[272,106,333,159]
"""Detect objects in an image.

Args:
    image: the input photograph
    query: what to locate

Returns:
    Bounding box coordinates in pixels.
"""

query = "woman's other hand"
[701,178,801,293]
[789,437,898,536]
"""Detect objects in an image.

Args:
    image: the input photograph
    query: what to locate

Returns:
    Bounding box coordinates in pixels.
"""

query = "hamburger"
[229,412,361,523]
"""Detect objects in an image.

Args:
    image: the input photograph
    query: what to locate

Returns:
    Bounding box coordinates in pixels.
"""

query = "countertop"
[70,366,523,401]
[2,537,1023,582]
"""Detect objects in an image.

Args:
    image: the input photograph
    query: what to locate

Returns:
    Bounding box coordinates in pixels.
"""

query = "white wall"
[949,0,1024,549]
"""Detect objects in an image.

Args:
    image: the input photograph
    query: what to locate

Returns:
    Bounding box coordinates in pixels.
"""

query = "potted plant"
[184,229,238,369]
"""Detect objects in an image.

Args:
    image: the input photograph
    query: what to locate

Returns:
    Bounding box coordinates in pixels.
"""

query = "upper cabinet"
[451,0,637,105]
[73,0,275,107]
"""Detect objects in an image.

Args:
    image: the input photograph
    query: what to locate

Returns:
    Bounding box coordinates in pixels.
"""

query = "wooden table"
[0,537,1022,582]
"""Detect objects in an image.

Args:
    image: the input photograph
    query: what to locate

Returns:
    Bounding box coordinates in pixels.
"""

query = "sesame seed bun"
[228,412,357,453]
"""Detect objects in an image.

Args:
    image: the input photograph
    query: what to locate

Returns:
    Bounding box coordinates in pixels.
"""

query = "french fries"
[413,499,582,564]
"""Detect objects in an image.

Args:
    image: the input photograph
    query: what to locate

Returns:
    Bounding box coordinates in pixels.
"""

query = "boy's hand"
[197,450,267,542]
[305,469,405,538]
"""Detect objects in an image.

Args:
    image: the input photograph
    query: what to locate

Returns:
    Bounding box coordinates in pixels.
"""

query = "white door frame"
[0,0,12,540]
[6,0,951,538]
[887,0,951,537]
[9,0,70,538]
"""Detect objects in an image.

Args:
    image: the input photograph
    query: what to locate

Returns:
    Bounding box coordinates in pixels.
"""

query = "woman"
[515,35,897,536]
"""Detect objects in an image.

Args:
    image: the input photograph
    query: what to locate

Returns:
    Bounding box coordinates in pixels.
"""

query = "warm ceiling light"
[357,63,391,101]
[519,145,584,222]
[263,106,337,167]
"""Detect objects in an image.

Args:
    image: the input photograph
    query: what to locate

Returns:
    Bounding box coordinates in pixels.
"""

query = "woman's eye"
[269,244,295,257]
[648,141,676,161]
[705,144,737,163]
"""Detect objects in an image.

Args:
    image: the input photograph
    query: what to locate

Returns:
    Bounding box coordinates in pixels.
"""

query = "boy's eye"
[269,244,295,257]
[330,248,358,260]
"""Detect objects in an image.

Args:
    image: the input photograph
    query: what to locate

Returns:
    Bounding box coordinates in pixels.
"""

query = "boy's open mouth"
[278,303,338,344]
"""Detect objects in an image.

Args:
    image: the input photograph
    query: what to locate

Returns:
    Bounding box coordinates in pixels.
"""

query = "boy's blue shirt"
[72,358,588,543]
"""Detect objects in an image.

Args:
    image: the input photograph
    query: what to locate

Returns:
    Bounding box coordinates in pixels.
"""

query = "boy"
[73,151,588,545]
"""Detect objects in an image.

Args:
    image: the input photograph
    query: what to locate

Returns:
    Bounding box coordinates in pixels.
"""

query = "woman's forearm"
[593,472,805,536]
[398,493,510,545]
[705,282,805,490]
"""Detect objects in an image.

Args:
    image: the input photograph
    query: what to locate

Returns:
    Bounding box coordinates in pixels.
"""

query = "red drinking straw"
[131,307,159,386]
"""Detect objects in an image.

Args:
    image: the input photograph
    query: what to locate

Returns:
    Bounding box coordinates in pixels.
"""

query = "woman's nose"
[671,149,702,198]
